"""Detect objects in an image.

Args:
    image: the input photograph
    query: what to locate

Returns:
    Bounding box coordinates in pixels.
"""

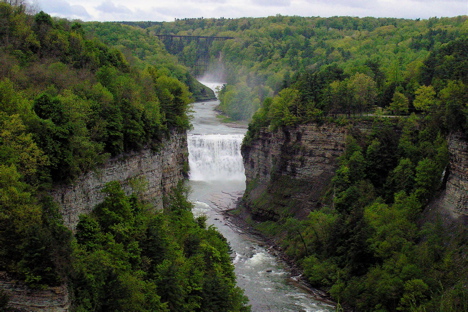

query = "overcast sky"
[36,0,468,22]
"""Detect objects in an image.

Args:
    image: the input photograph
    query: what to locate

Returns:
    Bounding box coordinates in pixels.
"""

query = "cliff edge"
[51,131,188,231]
[0,132,188,311]
[241,123,347,221]
[242,124,468,223]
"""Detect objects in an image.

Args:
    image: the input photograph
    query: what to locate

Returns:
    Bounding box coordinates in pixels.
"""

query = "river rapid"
[187,82,334,312]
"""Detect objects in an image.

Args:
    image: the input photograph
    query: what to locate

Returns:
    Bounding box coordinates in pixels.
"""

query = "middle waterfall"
[188,134,245,182]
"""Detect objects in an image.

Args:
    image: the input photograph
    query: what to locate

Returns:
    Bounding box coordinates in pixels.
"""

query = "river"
[187,82,334,312]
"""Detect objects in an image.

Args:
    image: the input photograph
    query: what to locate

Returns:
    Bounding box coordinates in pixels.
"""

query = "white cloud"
[252,0,292,7]
[305,0,371,9]
[186,0,228,3]
[38,0,90,20]
[96,1,132,15]
[38,0,468,21]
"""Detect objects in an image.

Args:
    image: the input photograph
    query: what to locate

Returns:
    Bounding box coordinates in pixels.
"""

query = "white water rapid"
[187,82,334,312]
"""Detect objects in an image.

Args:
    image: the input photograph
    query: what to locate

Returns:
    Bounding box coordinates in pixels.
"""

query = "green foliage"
[149,16,466,121]
[0,3,212,305]
[0,163,71,288]
[143,12,466,312]
[249,113,459,311]
[388,91,409,114]
[73,182,250,311]
[0,112,47,183]
[413,85,436,112]
[0,4,195,182]
[218,82,263,121]
[82,22,215,102]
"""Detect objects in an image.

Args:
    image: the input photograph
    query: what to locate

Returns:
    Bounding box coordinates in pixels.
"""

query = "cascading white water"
[188,134,245,181]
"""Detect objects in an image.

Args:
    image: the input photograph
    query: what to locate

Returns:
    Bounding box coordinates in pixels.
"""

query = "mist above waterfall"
[198,62,227,84]
[188,134,245,182]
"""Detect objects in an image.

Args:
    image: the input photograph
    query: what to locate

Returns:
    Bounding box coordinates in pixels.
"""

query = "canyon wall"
[241,123,348,221]
[433,132,468,220]
[242,124,468,222]
[0,272,70,312]
[51,131,188,231]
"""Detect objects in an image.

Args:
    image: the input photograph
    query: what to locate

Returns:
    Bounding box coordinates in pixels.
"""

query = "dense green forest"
[0,3,248,311]
[72,182,249,311]
[136,15,467,121]
[1,2,468,311]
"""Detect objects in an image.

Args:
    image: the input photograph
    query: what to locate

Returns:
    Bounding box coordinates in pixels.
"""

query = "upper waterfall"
[188,133,245,182]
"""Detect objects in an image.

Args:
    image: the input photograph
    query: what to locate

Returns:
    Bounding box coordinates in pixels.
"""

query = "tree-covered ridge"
[245,36,468,141]
[255,115,467,311]
[82,22,216,102]
[144,15,467,121]
[0,4,193,185]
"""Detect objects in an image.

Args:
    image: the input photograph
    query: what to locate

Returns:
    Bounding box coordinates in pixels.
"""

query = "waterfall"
[188,134,245,182]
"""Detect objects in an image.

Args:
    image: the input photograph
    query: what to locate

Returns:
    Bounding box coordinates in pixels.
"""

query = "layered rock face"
[242,123,468,223]
[0,272,70,312]
[51,131,188,230]
[437,132,468,219]
[241,123,347,220]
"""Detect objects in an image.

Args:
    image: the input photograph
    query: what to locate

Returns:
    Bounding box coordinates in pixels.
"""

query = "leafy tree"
[413,85,436,112]
[348,73,377,115]
[71,182,250,311]
[154,74,192,129]
[439,80,468,132]
[385,158,415,198]
[414,158,441,202]
[0,113,47,182]
[388,91,409,114]
[268,88,299,128]
[93,181,134,231]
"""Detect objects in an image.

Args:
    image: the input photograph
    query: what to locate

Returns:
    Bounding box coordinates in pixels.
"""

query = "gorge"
[0,6,467,310]
[187,85,334,311]
[241,124,468,224]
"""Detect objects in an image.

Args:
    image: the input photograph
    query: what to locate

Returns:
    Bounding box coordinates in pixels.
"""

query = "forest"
[142,13,468,312]
[239,36,468,311]
[143,15,467,122]
[0,3,248,311]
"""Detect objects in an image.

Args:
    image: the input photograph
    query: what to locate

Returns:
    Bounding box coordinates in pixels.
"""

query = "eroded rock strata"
[435,132,468,219]
[242,124,468,222]
[0,272,69,312]
[241,123,348,220]
[51,131,188,231]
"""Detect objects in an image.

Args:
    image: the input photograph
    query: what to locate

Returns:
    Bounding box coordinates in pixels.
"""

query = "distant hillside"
[140,15,467,120]
[83,22,216,101]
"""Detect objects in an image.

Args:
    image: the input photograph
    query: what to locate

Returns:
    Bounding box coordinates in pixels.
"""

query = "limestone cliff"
[431,132,468,220]
[241,123,347,221]
[242,123,468,223]
[51,131,188,231]
[0,272,69,312]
